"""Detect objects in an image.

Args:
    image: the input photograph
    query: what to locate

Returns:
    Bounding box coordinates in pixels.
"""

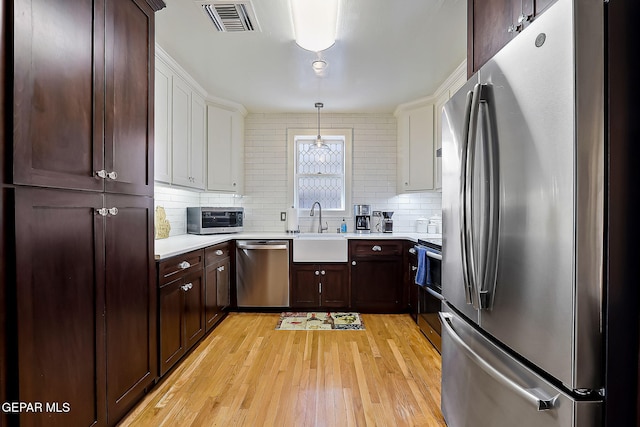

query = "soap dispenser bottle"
[340,218,347,233]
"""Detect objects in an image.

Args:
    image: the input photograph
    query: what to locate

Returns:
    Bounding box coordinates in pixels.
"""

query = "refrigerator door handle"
[460,88,476,306]
[463,84,482,308]
[477,84,500,310]
[439,312,559,411]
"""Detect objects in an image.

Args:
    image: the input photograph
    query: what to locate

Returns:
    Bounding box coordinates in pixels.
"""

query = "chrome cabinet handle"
[96,208,108,217]
[319,282,322,293]
[411,266,418,271]
[315,270,320,276]
[351,261,356,266]
[372,245,382,251]
[96,170,117,180]
[217,266,225,272]
[178,261,191,269]
[320,270,325,275]
[215,250,224,256]
[181,283,193,292]
[108,207,118,216]
[408,248,416,254]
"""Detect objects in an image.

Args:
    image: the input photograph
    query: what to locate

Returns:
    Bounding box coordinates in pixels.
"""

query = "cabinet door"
[291,265,321,308]
[319,264,349,308]
[190,91,207,189]
[231,111,245,194]
[207,105,243,192]
[397,105,435,192]
[159,279,185,376]
[183,269,205,350]
[216,258,231,312]
[104,193,156,423]
[351,258,403,313]
[105,0,154,197]
[154,59,173,184]
[171,75,192,188]
[14,187,106,427]
[13,0,105,192]
[468,0,517,76]
[205,263,220,332]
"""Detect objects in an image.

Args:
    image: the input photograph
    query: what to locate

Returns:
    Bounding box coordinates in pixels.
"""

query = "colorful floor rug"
[275,312,365,330]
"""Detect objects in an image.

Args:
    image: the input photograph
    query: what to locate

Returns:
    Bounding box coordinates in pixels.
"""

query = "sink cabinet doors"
[291,264,349,309]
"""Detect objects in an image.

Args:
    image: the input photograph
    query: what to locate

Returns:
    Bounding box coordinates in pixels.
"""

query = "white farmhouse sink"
[293,234,348,262]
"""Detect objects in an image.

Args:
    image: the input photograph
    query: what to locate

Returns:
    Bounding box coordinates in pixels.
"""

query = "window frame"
[287,128,353,218]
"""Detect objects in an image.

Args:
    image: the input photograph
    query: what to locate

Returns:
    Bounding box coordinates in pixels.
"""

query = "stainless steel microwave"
[186,207,244,234]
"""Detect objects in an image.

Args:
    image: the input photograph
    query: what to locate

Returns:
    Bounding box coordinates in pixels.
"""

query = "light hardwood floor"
[119,313,446,427]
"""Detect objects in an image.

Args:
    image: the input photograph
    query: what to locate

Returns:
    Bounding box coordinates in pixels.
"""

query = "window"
[288,128,352,217]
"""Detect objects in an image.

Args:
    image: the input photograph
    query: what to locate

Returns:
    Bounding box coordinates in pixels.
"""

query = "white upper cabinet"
[155,46,244,192]
[207,104,245,194]
[434,62,467,190]
[154,60,172,184]
[396,102,435,193]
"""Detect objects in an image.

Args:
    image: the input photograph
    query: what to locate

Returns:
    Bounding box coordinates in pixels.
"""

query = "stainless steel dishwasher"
[236,240,290,307]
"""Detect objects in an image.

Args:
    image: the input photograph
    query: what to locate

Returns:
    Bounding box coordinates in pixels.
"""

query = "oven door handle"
[426,251,442,261]
[424,285,444,301]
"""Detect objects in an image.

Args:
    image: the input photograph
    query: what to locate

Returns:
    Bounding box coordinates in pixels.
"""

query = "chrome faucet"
[310,201,328,233]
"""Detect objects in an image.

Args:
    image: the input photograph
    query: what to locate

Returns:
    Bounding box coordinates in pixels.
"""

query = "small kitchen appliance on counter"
[353,204,371,233]
[187,207,243,234]
[382,211,394,233]
[371,211,383,233]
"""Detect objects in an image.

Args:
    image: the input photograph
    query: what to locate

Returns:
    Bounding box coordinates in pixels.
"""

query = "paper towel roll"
[286,206,299,232]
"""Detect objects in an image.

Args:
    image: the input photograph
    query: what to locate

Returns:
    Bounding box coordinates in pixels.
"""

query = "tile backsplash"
[154,112,441,236]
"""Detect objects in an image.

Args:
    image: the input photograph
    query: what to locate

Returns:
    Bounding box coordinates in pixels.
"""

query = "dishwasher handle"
[236,241,288,250]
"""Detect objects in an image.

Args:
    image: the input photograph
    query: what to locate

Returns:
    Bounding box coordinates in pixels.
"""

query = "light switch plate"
[280,212,286,221]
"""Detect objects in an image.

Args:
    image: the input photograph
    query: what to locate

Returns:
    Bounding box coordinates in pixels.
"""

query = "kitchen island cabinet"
[349,240,405,313]
[158,250,205,376]
[291,263,350,309]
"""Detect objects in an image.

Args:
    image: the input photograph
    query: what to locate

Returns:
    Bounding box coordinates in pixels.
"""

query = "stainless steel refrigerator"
[440,0,604,426]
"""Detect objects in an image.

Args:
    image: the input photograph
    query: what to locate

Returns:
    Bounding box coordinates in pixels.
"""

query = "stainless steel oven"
[414,239,443,352]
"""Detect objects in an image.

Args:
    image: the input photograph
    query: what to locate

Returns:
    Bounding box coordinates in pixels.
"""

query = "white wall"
[154,112,441,236]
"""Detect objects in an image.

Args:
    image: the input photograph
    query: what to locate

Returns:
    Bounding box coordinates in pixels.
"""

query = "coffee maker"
[382,211,394,233]
[354,204,371,233]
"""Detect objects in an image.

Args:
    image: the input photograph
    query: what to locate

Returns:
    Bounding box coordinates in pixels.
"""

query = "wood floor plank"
[118,313,446,427]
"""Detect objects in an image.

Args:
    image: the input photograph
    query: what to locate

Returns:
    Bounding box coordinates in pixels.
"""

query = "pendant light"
[312,102,330,151]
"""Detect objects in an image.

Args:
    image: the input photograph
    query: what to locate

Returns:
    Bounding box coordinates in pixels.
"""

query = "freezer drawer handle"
[439,312,558,411]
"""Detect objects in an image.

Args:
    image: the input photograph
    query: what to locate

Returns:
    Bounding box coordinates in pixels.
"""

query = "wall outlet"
[280,212,286,221]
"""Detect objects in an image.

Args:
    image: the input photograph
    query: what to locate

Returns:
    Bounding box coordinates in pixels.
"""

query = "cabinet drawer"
[158,249,204,286]
[350,240,403,257]
[205,242,231,265]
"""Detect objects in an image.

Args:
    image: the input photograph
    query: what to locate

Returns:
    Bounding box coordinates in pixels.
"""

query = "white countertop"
[154,231,442,260]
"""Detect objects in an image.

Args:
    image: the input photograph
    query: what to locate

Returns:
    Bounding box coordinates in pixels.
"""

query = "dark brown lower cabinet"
[204,243,231,332]
[350,240,404,313]
[291,264,349,309]
[13,187,156,427]
[158,251,205,376]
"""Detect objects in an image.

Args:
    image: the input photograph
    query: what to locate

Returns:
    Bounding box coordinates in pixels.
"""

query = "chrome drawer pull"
[181,283,193,292]
[178,261,191,269]
[372,245,382,251]
[215,250,224,256]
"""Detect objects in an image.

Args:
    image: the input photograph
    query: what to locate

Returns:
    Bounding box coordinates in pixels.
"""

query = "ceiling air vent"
[200,1,260,32]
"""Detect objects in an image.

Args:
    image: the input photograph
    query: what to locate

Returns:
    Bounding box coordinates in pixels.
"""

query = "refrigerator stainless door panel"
[441,74,481,324]
[440,305,602,427]
[476,0,604,392]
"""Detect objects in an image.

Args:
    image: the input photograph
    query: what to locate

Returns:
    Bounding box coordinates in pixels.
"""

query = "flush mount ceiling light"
[312,102,331,151]
[291,0,339,52]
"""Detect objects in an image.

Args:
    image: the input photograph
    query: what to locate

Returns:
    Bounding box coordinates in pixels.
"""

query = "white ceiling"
[155,0,467,113]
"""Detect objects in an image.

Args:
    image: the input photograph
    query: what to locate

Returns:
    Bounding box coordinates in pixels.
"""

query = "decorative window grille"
[295,138,345,210]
